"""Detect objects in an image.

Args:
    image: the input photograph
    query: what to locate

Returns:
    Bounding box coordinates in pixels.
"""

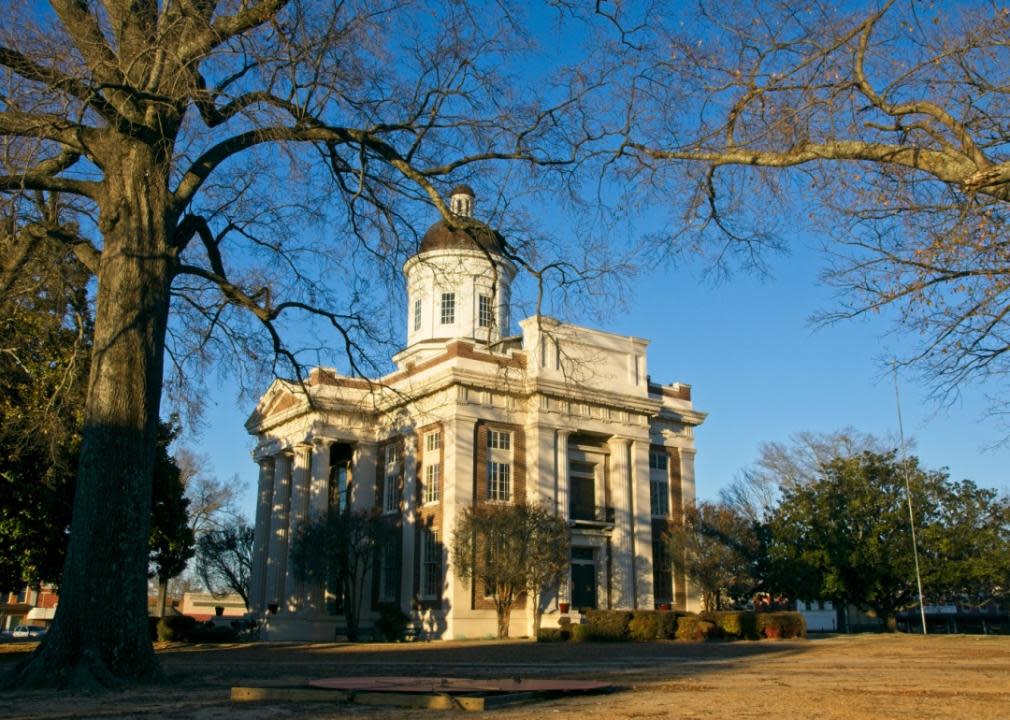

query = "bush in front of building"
[536,628,566,642]
[628,610,662,641]
[757,611,807,639]
[706,611,760,640]
[675,614,718,641]
[156,615,198,642]
[375,602,412,641]
[187,623,239,643]
[583,609,633,641]
[569,623,591,642]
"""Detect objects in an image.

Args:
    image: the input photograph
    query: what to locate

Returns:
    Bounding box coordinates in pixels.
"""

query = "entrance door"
[571,548,597,610]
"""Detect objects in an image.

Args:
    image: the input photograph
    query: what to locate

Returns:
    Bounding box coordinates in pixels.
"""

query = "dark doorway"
[571,548,597,610]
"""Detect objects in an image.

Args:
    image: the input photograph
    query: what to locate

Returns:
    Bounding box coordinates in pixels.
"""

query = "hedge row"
[156,615,239,643]
[537,610,806,643]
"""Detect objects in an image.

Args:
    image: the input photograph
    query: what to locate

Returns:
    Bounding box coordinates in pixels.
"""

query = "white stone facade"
[246,190,705,640]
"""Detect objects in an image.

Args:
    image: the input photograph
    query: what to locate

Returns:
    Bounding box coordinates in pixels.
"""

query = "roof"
[449,184,475,197]
[419,219,507,255]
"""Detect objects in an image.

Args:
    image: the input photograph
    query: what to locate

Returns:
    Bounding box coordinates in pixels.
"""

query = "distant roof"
[449,184,475,197]
[419,219,507,255]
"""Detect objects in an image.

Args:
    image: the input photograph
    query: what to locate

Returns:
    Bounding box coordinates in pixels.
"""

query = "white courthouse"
[246,187,705,640]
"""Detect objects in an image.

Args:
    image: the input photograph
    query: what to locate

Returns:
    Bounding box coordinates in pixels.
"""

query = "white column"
[444,417,475,638]
[630,438,654,609]
[250,456,275,614]
[400,433,418,609]
[265,452,292,610]
[309,439,331,520]
[556,429,571,521]
[679,448,698,612]
[304,440,331,613]
[284,443,312,611]
[608,436,634,608]
[351,442,378,511]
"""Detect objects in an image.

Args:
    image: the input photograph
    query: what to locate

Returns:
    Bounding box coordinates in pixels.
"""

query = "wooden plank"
[230,687,350,703]
[230,686,490,711]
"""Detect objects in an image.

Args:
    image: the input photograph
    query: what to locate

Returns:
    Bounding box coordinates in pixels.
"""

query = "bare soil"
[2,634,1008,719]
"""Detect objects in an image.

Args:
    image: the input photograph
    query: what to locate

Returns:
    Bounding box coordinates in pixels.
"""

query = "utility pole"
[892,360,928,635]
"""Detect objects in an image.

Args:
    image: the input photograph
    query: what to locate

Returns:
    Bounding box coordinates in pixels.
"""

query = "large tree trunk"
[11,142,175,689]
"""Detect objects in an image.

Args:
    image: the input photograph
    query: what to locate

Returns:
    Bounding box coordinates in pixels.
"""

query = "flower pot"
[559,602,570,614]
[215,606,225,617]
[658,603,671,612]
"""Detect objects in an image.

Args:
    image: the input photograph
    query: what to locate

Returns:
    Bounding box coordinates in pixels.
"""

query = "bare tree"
[195,520,254,609]
[451,502,568,639]
[176,448,242,535]
[0,0,604,688]
[607,0,1010,409]
[721,428,886,521]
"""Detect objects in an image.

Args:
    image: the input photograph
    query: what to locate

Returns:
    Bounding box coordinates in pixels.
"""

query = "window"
[486,428,512,501]
[413,298,422,331]
[420,528,442,598]
[379,543,399,602]
[383,444,400,513]
[650,475,669,517]
[440,292,455,324]
[487,461,511,501]
[425,431,441,452]
[478,294,492,328]
[423,463,440,504]
[650,450,669,516]
[652,539,673,604]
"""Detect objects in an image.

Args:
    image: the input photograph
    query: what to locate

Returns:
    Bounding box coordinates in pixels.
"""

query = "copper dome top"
[419,219,507,255]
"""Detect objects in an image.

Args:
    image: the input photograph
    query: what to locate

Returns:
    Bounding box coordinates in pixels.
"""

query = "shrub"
[710,611,760,640]
[629,611,661,642]
[758,612,807,639]
[569,623,591,642]
[375,602,411,642]
[537,628,564,642]
[676,615,718,642]
[658,610,693,639]
[584,609,632,641]
[188,623,239,643]
[157,615,198,642]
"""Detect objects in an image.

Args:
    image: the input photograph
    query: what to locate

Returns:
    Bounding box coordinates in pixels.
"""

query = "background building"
[246,187,705,640]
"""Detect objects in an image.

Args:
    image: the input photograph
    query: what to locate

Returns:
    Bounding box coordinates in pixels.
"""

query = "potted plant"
[559,602,570,614]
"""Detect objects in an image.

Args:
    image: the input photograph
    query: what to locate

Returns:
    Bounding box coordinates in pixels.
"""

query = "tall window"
[649,451,669,517]
[420,528,442,599]
[422,431,441,504]
[379,542,399,602]
[423,463,440,504]
[413,298,422,331]
[440,292,455,324]
[383,443,400,513]
[652,539,673,604]
[487,429,512,501]
[478,294,492,328]
[487,461,510,501]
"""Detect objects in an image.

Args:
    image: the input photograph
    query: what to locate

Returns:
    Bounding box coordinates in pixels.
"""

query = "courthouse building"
[246,186,705,640]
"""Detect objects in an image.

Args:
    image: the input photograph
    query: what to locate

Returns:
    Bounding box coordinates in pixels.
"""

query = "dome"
[449,184,475,197]
[419,219,507,255]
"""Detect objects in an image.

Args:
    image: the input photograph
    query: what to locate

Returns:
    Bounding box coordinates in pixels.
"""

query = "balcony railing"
[569,505,615,526]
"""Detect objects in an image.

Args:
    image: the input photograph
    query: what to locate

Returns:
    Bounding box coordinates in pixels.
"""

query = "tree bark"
[10,141,174,689]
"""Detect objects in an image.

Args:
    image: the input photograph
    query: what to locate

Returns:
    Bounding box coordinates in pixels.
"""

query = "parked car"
[12,625,46,639]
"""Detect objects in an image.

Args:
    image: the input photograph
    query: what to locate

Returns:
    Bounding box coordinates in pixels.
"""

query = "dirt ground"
[2,634,1008,719]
